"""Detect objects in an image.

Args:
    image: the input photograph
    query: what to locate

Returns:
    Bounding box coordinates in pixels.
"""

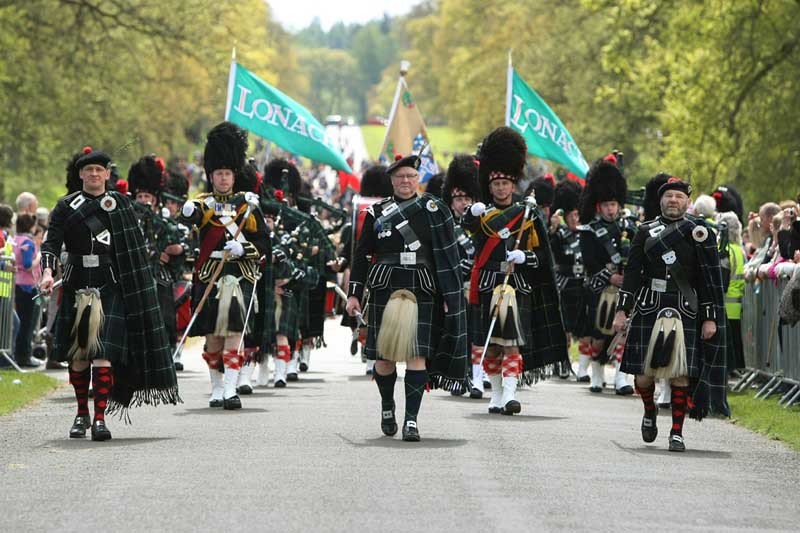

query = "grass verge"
[728,389,800,452]
[0,370,62,416]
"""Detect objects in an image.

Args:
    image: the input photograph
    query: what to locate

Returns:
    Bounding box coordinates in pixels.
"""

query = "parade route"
[2,318,799,532]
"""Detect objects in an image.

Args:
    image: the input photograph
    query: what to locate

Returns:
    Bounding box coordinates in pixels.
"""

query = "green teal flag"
[505,63,588,177]
[225,61,353,173]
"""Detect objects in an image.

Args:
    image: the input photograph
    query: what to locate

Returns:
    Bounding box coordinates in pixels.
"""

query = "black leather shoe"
[287,372,299,382]
[502,400,521,415]
[450,387,466,396]
[237,384,253,395]
[589,386,603,393]
[91,420,112,441]
[616,385,635,396]
[223,395,242,410]
[657,402,671,409]
[299,362,309,372]
[381,402,398,436]
[469,388,483,399]
[576,375,590,383]
[274,379,286,388]
[641,414,658,443]
[488,406,503,414]
[401,420,420,442]
[69,415,91,438]
[668,433,685,452]
[174,361,184,372]
[209,399,223,408]
[483,380,492,390]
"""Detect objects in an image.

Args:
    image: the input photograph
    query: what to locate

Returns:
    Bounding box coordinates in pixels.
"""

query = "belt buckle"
[400,252,416,265]
[83,254,100,268]
[573,264,584,275]
[650,278,667,292]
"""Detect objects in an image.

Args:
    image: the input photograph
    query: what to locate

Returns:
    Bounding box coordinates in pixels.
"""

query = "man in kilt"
[462,127,568,415]
[179,122,270,410]
[613,177,729,452]
[577,155,637,395]
[346,153,468,442]
[549,179,593,382]
[442,153,485,399]
[39,147,180,441]
[128,155,187,370]
[162,168,196,371]
[259,159,321,387]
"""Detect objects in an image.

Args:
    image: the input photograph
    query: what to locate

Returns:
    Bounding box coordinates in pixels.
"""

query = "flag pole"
[379,60,409,160]
[505,49,513,127]
[224,47,237,121]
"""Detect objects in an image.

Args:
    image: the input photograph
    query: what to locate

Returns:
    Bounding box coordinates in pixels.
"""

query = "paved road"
[2,319,799,532]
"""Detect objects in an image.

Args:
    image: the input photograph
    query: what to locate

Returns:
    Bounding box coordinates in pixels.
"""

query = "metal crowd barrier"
[734,270,800,407]
[0,256,23,371]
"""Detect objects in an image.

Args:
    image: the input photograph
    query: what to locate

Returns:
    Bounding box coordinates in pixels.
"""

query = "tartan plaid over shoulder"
[422,193,469,389]
[105,192,181,417]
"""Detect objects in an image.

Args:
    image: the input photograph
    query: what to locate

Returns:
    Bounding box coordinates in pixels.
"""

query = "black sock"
[404,369,428,424]
[374,369,397,411]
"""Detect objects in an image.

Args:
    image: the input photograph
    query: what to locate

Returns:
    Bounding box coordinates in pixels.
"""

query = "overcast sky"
[268,0,422,31]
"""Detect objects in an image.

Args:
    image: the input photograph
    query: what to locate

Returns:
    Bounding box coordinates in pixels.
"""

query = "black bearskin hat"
[425,172,444,198]
[443,154,481,206]
[359,165,392,198]
[65,150,85,194]
[552,179,583,215]
[526,176,555,207]
[128,155,164,196]
[263,158,302,198]
[713,184,743,222]
[478,126,527,200]
[164,170,189,200]
[235,161,260,194]
[643,172,671,221]
[578,158,627,223]
[203,121,248,180]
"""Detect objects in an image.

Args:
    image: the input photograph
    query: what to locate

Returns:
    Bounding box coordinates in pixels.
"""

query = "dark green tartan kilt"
[53,283,128,365]
[560,280,591,338]
[275,291,299,339]
[189,264,254,337]
[364,264,441,361]
[157,281,177,345]
[620,288,700,377]
[304,278,327,338]
[585,288,612,340]
[471,276,533,346]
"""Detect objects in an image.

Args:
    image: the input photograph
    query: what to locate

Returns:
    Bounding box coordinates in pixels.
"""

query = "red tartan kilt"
[173,280,192,332]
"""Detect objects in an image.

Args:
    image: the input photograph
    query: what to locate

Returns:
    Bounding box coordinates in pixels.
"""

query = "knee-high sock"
[403,369,428,423]
[69,366,91,417]
[91,367,113,422]
[670,386,689,436]
[635,380,657,418]
[501,352,523,378]
[374,369,397,411]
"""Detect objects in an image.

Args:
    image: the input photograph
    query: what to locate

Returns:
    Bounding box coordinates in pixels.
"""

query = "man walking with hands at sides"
[613,177,729,452]
[347,152,468,442]
[40,147,180,441]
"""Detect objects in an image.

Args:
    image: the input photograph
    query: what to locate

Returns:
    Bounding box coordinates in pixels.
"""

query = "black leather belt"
[375,251,433,269]
[66,253,112,268]
[643,276,679,293]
